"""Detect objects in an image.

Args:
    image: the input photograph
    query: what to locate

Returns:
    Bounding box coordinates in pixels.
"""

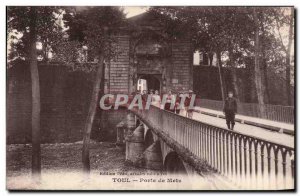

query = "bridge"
[117,104,295,190]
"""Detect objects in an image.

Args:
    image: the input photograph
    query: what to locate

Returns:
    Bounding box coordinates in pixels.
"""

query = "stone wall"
[107,35,130,94]
[193,66,294,105]
[7,62,126,144]
[170,39,193,92]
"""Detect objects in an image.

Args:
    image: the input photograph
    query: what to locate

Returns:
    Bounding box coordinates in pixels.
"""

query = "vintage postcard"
[6,6,295,191]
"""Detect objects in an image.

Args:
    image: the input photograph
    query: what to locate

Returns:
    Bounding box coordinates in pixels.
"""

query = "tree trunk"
[43,41,49,62]
[228,50,239,101]
[231,68,239,101]
[253,8,266,117]
[261,23,270,104]
[217,52,225,101]
[207,52,213,98]
[208,52,214,66]
[286,8,294,105]
[262,58,269,104]
[29,7,41,179]
[82,54,105,174]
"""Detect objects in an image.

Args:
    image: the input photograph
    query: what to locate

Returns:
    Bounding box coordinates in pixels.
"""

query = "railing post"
[282,150,287,190]
[260,143,265,189]
[254,141,259,189]
[243,137,248,189]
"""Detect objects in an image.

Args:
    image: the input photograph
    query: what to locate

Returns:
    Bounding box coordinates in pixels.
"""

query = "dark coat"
[184,95,192,107]
[223,97,237,113]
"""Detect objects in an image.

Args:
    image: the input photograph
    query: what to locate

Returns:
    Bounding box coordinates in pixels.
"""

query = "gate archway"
[164,151,188,175]
[137,74,161,93]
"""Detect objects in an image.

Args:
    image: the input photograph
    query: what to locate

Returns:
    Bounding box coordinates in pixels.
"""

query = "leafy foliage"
[7,6,62,63]
[151,6,293,71]
[151,6,294,105]
[63,7,126,59]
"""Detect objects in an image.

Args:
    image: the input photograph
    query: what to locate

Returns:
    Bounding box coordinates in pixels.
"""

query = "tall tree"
[253,8,266,116]
[7,6,61,179]
[153,7,293,106]
[64,6,125,173]
[255,7,294,105]
[271,7,295,105]
[285,8,294,105]
[28,7,41,179]
[216,51,226,100]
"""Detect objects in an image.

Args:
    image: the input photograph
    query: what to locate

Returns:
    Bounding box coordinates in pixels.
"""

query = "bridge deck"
[195,107,294,133]
[182,108,294,148]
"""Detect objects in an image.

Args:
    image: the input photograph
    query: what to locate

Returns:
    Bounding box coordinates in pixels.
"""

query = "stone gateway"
[104,12,193,95]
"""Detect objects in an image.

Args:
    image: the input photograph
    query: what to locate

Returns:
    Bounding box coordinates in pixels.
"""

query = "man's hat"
[188,90,193,93]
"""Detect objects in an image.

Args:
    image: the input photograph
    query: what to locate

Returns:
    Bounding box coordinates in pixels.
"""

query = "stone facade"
[105,12,193,94]
[105,35,130,94]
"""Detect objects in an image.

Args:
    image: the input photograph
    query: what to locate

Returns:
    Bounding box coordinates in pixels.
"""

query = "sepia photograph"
[6,5,295,191]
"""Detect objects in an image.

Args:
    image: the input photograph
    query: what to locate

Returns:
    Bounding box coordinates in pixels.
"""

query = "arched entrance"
[164,152,188,175]
[144,130,154,149]
[137,74,161,93]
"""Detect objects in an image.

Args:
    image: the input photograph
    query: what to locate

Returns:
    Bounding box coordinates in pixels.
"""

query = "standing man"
[151,90,161,108]
[141,90,148,101]
[184,90,195,118]
[164,90,175,112]
[223,91,237,130]
[174,92,182,114]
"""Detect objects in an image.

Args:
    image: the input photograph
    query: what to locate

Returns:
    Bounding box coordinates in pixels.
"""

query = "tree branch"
[273,11,287,53]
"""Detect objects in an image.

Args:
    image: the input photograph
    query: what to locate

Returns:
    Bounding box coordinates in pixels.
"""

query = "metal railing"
[132,106,295,190]
[195,99,294,124]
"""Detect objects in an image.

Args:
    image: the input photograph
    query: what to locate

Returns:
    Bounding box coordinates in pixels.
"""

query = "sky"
[123,6,149,18]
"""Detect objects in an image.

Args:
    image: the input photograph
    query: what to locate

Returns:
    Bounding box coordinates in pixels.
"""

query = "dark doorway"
[164,152,188,175]
[139,74,161,92]
[144,130,154,149]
